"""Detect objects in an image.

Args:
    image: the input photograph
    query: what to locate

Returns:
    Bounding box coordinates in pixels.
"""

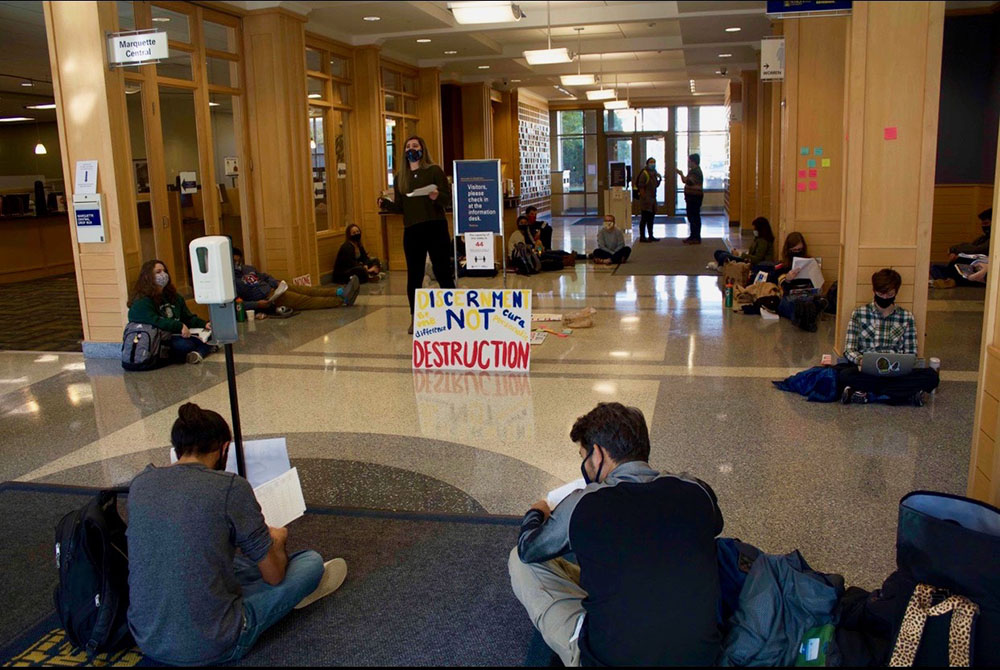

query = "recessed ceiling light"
[307,93,322,99]
[719,53,732,58]
[0,116,33,122]
[20,80,33,87]
[725,26,741,32]
[444,50,458,54]
[152,16,170,22]
[363,16,381,21]
[208,101,220,107]
[24,103,56,110]
[478,65,490,69]
[417,38,431,43]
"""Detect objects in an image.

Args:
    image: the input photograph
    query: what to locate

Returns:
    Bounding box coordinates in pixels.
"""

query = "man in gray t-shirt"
[128,428,346,665]
[677,153,705,245]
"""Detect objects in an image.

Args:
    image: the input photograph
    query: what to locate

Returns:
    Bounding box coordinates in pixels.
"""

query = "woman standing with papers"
[378,136,455,333]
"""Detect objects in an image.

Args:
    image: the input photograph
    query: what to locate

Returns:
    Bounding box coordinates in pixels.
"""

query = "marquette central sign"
[108,31,169,66]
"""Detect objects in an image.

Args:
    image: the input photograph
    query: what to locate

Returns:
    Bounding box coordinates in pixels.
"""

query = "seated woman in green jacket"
[127,259,213,365]
[711,217,774,270]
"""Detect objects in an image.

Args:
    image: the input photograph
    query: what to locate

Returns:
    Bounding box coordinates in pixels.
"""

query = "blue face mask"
[581,446,603,485]
[405,148,423,163]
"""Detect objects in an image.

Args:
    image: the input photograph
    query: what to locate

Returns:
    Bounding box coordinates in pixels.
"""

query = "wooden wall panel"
[931,184,994,261]
[353,47,387,262]
[416,68,443,167]
[461,83,493,159]
[726,81,743,225]
[739,70,758,229]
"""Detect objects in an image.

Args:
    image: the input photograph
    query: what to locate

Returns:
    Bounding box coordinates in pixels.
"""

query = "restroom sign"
[107,30,169,67]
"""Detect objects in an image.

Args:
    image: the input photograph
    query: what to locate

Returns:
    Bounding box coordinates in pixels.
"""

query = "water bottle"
[724,280,734,309]
[235,298,246,323]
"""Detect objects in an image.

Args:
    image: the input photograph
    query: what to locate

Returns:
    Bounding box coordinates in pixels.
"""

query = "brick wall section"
[518,101,551,214]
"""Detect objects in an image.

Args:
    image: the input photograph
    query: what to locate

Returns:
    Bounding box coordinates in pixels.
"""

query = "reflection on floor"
[0,215,987,591]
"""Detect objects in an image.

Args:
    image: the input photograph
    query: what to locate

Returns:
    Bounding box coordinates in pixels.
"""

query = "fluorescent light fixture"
[21,80,33,87]
[511,78,521,82]
[25,103,56,110]
[448,1,523,25]
[561,74,595,86]
[586,88,616,100]
[604,99,628,110]
[725,26,741,32]
[363,16,381,21]
[0,117,33,122]
[208,101,221,107]
[478,65,490,69]
[444,50,458,55]
[307,93,322,99]
[152,16,171,22]
[416,38,431,43]
[523,47,571,65]
[34,143,47,155]
[719,53,732,58]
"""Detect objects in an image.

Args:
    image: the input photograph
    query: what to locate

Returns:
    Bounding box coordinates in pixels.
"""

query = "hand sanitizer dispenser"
[189,236,238,344]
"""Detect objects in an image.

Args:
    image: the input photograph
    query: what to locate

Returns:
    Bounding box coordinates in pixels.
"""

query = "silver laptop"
[861,353,916,377]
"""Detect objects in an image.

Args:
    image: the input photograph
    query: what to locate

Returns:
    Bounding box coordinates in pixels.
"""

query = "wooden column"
[739,70,759,229]
[353,46,387,259]
[416,67,443,167]
[726,81,743,226]
[460,83,493,159]
[968,133,1000,505]
[241,9,317,283]
[44,1,141,347]
[780,16,848,284]
[837,1,944,354]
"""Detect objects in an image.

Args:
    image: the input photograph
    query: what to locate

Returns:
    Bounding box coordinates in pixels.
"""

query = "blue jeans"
[714,250,742,266]
[169,335,213,365]
[215,550,325,664]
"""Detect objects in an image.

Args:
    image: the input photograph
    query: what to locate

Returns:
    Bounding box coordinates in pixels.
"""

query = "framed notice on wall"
[761,37,785,81]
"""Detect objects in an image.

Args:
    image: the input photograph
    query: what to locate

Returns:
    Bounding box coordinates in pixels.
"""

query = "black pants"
[403,219,455,314]
[639,210,655,240]
[593,247,631,264]
[685,194,704,241]
[333,265,369,285]
[837,366,940,404]
[529,224,553,251]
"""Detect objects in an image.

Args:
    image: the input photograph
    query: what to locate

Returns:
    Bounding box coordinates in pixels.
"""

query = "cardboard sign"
[412,288,531,372]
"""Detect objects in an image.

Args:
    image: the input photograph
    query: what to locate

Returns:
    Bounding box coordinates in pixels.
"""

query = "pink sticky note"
[808,180,818,191]
[797,181,806,192]
[884,126,898,140]
[808,168,818,178]
[798,169,806,178]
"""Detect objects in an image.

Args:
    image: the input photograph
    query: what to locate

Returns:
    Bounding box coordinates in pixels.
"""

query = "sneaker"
[186,351,203,365]
[340,275,360,306]
[648,236,659,242]
[271,280,289,302]
[683,238,702,245]
[294,558,347,610]
[841,386,853,405]
[815,297,829,315]
[851,390,869,404]
[707,261,719,271]
[932,278,956,289]
[911,391,925,407]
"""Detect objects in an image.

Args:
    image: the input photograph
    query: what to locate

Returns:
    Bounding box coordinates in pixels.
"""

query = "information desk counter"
[0,214,74,284]
[379,196,521,271]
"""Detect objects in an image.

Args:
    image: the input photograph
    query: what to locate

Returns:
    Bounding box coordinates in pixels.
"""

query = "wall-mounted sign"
[224,156,239,177]
[453,159,503,235]
[74,160,98,195]
[766,1,852,17]
[73,193,106,244]
[761,37,785,81]
[107,30,169,68]
[180,171,198,194]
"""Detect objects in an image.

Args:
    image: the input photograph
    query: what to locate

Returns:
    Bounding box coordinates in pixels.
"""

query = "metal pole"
[501,231,507,289]
[224,342,246,478]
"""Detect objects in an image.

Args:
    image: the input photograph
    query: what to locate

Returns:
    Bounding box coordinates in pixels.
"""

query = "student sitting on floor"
[127,403,347,665]
[233,247,360,313]
[711,217,774,270]
[839,268,940,406]
[592,214,631,265]
[509,402,724,667]
[509,216,576,271]
[525,205,554,251]
[755,231,809,284]
[333,224,383,284]
[127,259,213,365]
[930,208,991,288]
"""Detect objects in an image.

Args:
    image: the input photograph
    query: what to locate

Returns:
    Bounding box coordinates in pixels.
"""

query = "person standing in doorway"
[633,157,661,243]
[677,153,704,245]
[378,136,455,334]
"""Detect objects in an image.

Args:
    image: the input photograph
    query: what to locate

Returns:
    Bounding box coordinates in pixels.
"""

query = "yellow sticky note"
[821,158,831,168]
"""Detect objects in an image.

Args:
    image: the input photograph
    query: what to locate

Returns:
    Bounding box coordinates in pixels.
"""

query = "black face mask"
[874,294,896,309]
[983,225,991,237]
[581,447,603,485]
[405,149,423,163]
[350,233,362,243]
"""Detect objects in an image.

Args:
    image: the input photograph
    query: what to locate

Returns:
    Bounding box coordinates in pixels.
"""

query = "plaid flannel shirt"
[843,302,917,365]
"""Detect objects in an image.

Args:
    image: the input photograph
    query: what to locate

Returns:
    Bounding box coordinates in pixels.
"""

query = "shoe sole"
[294,558,347,610]
[186,352,203,365]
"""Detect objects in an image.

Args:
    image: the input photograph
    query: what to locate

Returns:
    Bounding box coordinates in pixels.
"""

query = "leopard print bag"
[889,583,980,667]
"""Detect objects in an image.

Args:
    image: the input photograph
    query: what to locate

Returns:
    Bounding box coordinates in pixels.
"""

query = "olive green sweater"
[128,295,207,334]
[742,237,774,265]
[383,164,451,227]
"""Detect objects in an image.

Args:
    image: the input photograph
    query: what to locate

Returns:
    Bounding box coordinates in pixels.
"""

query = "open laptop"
[861,352,917,377]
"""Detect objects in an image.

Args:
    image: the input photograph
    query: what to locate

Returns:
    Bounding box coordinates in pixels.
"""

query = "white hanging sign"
[107,31,169,67]
[466,232,494,270]
[761,37,785,81]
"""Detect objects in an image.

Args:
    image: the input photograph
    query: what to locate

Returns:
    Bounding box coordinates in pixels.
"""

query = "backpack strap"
[889,583,980,667]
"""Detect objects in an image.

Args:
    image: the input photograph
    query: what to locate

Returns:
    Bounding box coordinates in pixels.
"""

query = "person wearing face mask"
[525,206,553,251]
[633,157,662,242]
[377,135,454,333]
[929,208,991,288]
[711,217,775,270]
[592,214,631,265]
[508,215,577,271]
[837,269,940,405]
[233,248,360,314]
[333,224,383,284]
[509,402,724,667]
[127,259,213,365]
[126,403,347,665]
[677,153,704,245]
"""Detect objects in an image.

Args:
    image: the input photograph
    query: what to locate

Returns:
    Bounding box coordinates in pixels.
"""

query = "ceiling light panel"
[449,1,523,25]
[523,47,571,65]
[560,74,595,86]
[586,88,616,101]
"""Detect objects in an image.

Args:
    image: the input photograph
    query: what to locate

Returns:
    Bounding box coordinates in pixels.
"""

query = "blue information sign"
[453,159,502,235]
[766,0,851,15]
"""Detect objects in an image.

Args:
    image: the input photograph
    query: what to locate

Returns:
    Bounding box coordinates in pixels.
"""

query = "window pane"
[126,81,153,260]
[158,86,204,285]
[384,93,398,112]
[330,109,353,228]
[309,112,328,232]
[210,94,244,251]
[330,56,349,79]
[117,1,135,30]
[385,118,398,189]
[204,20,236,53]
[207,57,239,87]
[676,106,689,132]
[306,48,323,72]
[151,6,191,43]
[585,134,598,193]
[607,138,631,164]
[603,110,635,132]
[307,76,325,100]
[698,105,728,131]
[403,97,416,115]
[382,68,400,92]
[583,109,597,134]
[640,107,668,131]
[694,131,729,189]
[331,83,349,106]
[402,75,417,95]
[157,49,192,80]
[558,111,583,135]
[559,138,584,192]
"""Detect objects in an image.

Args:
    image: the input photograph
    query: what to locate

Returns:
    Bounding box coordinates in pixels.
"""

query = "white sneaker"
[707,261,719,271]
[186,351,203,365]
[294,558,347,610]
[271,280,289,302]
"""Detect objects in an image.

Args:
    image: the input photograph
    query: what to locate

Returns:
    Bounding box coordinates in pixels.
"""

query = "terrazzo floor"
[0,216,986,590]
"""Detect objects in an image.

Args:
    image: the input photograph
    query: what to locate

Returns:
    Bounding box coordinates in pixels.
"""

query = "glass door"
[640,135,667,209]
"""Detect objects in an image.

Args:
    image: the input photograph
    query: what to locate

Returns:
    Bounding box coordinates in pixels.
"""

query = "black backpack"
[54,490,134,658]
[121,322,170,371]
[512,242,541,275]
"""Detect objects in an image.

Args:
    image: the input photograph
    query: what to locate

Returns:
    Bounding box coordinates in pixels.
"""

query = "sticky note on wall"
[807,159,817,169]
[814,148,823,156]
[809,168,817,178]
[800,147,809,155]
[797,181,806,192]
[798,169,807,178]
[821,158,831,168]
[884,127,898,140]
[808,180,818,191]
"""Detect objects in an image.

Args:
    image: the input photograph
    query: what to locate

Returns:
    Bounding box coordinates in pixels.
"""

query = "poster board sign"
[73,193,106,243]
[766,1,851,17]
[761,37,785,81]
[107,30,169,67]
[454,159,502,235]
[412,288,531,372]
[609,162,627,188]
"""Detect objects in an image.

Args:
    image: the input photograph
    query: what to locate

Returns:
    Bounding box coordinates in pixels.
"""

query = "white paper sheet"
[791,256,825,289]
[170,437,291,489]
[546,478,586,509]
[252,467,306,528]
[406,184,438,198]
